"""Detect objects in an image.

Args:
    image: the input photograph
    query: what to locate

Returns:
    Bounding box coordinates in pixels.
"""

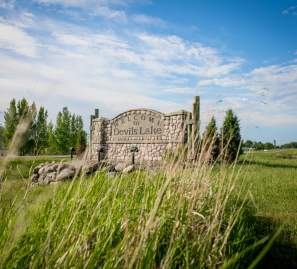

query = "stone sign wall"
[90,109,189,164]
[89,96,200,165]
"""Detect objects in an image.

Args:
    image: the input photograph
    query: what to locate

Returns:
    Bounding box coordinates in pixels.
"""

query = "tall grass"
[0,126,264,268]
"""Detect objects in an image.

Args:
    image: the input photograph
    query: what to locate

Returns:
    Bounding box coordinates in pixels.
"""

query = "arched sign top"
[111,108,164,122]
[109,108,165,144]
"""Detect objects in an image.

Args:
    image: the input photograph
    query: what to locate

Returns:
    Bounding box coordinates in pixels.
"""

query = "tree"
[281,142,297,149]
[264,142,274,150]
[70,114,77,148]
[47,122,57,154]
[220,109,242,162]
[33,106,48,154]
[17,98,30,120]
[0,124,5,149]
[55,107,71,154]
[18,100,36,155]
[74,115,87,154]
[254,141,264,150]
[202,116,220,163]
[243,140,253,148]
[4,98,17,146]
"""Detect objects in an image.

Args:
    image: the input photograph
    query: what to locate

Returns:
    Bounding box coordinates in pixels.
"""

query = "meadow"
[0,150,296,268]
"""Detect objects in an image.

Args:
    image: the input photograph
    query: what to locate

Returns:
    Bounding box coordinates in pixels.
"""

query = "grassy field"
[0,150,296,268]
[238,150,297,268]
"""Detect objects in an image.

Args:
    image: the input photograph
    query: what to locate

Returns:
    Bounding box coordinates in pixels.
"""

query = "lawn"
[0,150,296,268]
[238,150,297,268]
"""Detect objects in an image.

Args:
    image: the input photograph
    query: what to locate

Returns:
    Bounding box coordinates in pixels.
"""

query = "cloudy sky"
[0,0,297,144]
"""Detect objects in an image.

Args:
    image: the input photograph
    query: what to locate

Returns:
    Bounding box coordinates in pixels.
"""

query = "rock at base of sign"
[31,160,136,185]
[114,162,128,172]
[31,162,77,185]
[82,161,99,175]
[56,168,75,181]
[44,172,57,184]
[31,173,39,183]
[122,165,135,174]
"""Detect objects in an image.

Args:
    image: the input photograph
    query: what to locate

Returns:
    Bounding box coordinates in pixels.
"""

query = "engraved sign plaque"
[108,109,165,143]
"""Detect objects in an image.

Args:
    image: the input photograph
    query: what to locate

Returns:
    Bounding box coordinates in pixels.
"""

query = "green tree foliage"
[4,98,36,154]
[74,115,87,154]
[243,140,253,148]
[264,142,274,150]
[55,107,72,154]
[202,116,220,163]
[281,142,297,149]
[0,124,5,149]
[33,106,48,154]
[19,100,37,155]
[53,108,87,154]
[47,122,58,154]
[3,98,50,155]
[4,98,18,146]
[220,109,242,162]
[3,99,87,156]
[243,140,278,151]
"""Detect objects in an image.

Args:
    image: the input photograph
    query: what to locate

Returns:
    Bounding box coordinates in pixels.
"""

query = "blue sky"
[0,0,297,144]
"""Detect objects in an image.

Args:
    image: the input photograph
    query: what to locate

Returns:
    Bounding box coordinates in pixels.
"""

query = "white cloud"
[35,0,96,7]
[132,14,165,26]
[0,22,38,57]
[162,87,196,94]
[92,5,127,20]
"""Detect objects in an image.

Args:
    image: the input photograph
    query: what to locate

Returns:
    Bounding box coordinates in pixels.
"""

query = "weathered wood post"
[192,96,200,159]
[90,108,99,159]
[192,96,200,142]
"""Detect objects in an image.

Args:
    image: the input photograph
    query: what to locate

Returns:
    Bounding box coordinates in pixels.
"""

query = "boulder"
[31,162,78,185]
[31,173,39,183]
[114,162,128,172]
[38,163,56,175]
[122,165,135,174]
[56,168,75,181]
[33,163,46,174]
[82,161,98,175]
[57,163,72,173]
[44,172,57,184]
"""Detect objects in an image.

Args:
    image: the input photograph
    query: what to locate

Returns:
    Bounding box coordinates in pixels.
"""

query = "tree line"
[0,98,87,155]
[242,140,297,150]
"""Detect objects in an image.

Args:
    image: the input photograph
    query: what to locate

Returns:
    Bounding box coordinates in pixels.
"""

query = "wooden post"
[192,96,200,142]
[90,108,99,160]
[192,96,200,160]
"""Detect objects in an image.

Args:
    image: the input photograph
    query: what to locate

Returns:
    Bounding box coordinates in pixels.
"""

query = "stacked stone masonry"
[90,109,189,164]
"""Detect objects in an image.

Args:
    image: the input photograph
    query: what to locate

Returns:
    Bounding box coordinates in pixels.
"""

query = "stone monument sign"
[89,97,200,165]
